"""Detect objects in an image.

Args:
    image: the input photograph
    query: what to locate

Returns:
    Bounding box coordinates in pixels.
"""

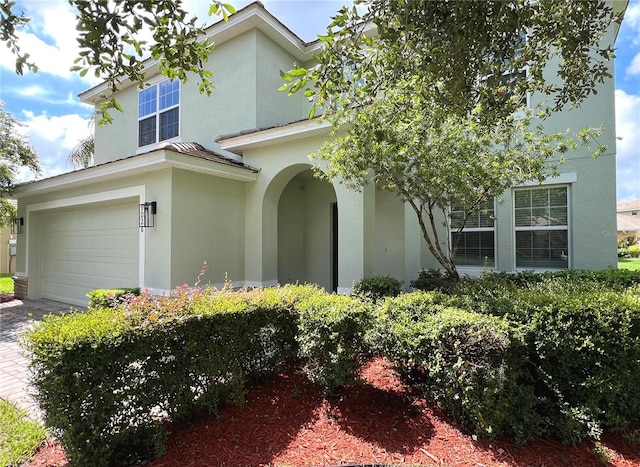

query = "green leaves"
[0,103,41,197]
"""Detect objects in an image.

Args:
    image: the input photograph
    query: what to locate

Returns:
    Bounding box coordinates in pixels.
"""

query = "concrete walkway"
[0,299,83,419]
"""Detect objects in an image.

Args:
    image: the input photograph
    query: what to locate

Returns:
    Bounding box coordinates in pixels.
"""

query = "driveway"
[0,299,82,419]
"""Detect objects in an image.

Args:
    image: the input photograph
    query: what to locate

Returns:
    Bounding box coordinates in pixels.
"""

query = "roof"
[617,200,640,212]
[156,142,257,171]
[14,142,258,197]
[617,213,640,232]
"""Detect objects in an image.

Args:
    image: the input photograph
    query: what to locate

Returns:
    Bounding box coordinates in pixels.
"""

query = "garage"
[40,200,140,306]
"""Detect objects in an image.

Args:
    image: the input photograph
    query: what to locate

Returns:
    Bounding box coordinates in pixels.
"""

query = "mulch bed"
[27,357,640,466]
[0,293,15,303]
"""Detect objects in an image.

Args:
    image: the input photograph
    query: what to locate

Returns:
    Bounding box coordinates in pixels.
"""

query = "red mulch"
[0,293,15,302]
[27,357,640,467]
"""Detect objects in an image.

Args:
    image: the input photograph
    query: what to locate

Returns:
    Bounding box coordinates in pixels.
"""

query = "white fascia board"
[13,151,258,198]
[219,119,332,152]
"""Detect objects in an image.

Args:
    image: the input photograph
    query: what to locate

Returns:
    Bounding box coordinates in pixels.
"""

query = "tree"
[313,83,603,279]
[1,0,236,123]
[68,117,94,169]
[284,0,622,122]
[0,102,40,226]
[283,0,620,279]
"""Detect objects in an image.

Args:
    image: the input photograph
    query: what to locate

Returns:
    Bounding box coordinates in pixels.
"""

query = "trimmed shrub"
[444,273,640,442]
[23,284,322,467]
[410,268,457,292]
[629,245,640,258]
[352,275,404,301]
[87,287,141,309]
[374,293,539,442]
[297,294,373,394]
[519,284,640,442]
[368,291,447,359]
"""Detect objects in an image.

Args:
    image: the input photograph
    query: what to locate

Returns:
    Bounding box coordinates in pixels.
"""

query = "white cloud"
[625,2,640,28]
[10,84,49,98]
[18,112,92,182]
[0,1,100,86]
[615,89,640,202]
[627,52,640,76]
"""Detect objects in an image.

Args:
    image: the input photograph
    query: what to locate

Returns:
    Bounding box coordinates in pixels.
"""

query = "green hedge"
[297,294,373,394]
[86,287,141,309]
[374,293,539,442]
[22,270,640,464]
[446,273,640,442]
[23,284,323,467]
[352,275,404,301]
[517,283,640,441]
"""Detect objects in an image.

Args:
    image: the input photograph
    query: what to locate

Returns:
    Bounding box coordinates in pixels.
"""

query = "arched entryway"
[277,168,338,292]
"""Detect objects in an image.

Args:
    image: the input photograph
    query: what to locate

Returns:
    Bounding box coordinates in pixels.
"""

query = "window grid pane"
[160,108,179,141]
[138,117,156,147]
[139,87,156,118]
[452,231,495,267]
[159,80,180,110]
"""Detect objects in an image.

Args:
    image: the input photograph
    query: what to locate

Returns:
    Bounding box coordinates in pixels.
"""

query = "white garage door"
[41,201,140,306]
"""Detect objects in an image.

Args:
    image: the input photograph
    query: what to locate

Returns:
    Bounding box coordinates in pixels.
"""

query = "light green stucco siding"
[169,169,246,288]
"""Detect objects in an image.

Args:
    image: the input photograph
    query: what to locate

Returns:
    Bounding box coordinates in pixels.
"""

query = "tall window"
[138,80,180,148]
[514,186,569,269]
[450,199,495,267]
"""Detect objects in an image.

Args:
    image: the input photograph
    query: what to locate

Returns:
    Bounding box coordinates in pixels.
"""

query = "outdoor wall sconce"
[10,217,23,234]
[139,202,157,231]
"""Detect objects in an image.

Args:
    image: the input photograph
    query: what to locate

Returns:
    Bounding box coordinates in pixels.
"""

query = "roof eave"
[14,150,259,198]
[218,119,331,153]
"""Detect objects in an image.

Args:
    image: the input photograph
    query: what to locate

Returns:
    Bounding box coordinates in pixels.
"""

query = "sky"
[0,0,638,202]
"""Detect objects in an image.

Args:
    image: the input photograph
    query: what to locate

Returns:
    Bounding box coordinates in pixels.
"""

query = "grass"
[0,399,47,466]
[0,274,14,294]
[619,257,640,271]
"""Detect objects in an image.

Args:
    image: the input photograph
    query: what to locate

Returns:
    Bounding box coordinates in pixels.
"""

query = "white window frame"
[449,199,497,269]
[513,184,571,270]
[137,79,181,151]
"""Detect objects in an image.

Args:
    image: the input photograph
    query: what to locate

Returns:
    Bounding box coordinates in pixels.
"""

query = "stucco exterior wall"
[255,30,312,127]
[374,190,406,282]
[169,169,246,288]
[93,28,311,166]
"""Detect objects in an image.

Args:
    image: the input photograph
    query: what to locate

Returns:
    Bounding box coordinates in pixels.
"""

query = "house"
[11,2,624,307]
[617,200,640,244]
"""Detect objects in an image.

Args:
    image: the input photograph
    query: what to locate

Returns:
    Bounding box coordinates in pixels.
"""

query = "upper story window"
[498,70,528,107]
[514,186,569,269]
[450,199,496,267]
[138,79,180,148]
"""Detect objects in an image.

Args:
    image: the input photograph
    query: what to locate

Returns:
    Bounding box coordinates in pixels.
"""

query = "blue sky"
[0,0,638,202]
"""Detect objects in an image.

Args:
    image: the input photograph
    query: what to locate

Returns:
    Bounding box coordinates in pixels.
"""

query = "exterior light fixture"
[10,217,23,234]
[139,202,157,231]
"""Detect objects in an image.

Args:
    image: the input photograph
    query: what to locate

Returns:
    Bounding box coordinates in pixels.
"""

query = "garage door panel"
[41,201,140,305]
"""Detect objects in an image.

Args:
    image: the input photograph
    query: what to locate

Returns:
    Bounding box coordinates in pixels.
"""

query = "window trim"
[513,184,571,271]
[449,198,497,269]
[137,79,181,152]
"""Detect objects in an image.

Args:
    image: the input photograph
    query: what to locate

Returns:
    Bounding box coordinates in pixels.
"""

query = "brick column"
[13,276,28,300]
